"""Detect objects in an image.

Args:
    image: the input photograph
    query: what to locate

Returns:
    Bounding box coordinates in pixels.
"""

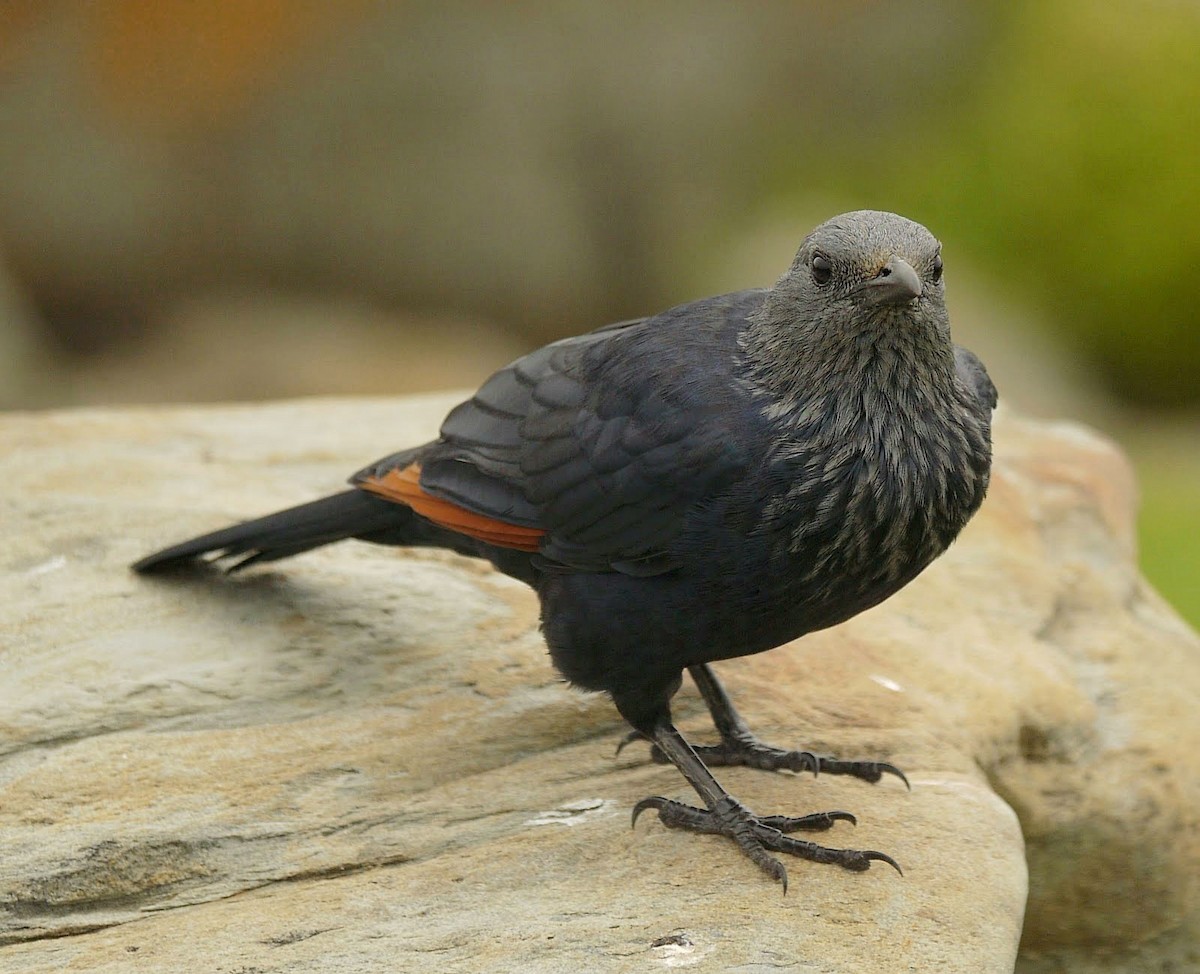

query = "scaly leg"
[622,664,908,787]
[632,719,900,891]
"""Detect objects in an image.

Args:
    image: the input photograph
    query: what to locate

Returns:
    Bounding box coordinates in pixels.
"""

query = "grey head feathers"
[742,210,956,405]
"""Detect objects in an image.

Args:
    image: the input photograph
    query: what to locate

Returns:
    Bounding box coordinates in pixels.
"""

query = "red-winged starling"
[133,210,997,890]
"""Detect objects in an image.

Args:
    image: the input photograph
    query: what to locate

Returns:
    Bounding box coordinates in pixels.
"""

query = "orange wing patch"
[360,463,545,552]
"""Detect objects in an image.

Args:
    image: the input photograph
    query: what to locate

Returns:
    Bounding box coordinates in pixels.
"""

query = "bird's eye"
[931,253,944,283]
[811,253,832,285]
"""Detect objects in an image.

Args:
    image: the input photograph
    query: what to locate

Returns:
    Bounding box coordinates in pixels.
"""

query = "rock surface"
[1,396,1197,973]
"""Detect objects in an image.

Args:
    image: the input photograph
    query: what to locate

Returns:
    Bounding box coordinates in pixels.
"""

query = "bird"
[133,210,996,891]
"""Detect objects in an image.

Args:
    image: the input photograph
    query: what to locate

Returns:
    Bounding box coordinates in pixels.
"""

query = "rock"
[58,296,528,407]
[1,398,1197,973]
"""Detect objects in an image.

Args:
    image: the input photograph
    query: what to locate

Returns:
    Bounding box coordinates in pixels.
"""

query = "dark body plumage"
[134,211,996,887]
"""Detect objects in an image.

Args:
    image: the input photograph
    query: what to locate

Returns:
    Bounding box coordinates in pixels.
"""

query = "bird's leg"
[628,664,908,788]
[632,719,900,891]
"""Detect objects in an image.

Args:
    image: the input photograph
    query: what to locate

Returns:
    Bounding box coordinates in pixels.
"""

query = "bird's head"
[746,210,956,400]
[767,210,948,335]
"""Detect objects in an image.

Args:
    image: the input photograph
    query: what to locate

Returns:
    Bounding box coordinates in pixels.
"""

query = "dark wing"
[354,299,758,575]
[954,345,997,411]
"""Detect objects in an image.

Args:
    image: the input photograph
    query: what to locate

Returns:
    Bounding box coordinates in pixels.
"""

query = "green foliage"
[1136,454,1200,629]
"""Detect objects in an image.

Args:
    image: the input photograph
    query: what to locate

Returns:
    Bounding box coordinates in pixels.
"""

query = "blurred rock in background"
[0,0,1195,620]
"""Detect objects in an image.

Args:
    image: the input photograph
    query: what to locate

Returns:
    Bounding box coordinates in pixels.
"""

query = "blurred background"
[0,1,1195,626]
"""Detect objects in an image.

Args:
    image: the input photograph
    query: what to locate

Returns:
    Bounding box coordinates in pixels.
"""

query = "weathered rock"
[1,397,1196,973]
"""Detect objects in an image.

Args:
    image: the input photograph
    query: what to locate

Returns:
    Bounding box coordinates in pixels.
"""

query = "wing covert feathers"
[360,463,546,552]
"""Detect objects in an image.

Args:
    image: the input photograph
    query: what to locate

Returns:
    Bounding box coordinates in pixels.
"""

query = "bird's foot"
[632,794,900,891]
[622,730,908,788]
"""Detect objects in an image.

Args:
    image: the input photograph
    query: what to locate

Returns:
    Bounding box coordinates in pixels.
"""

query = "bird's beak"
[861,256,922,306]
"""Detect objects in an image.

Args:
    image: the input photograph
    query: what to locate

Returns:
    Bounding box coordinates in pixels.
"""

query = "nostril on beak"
[865,257,922,304]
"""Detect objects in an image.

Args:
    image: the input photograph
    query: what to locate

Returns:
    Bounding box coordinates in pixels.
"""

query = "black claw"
[615,730,646,758]
[883,763,912,791]
[805,757,910,786]
[842,760,909,788]
[631,795,667,828]
[864,850,904,876]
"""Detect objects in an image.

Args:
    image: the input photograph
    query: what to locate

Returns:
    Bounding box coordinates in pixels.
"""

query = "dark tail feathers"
[132,489,414,574]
